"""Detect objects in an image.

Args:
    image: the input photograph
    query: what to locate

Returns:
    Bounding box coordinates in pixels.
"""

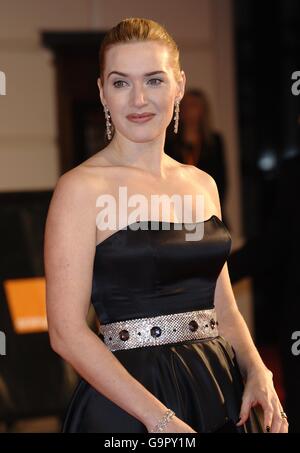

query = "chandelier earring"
[174,98,180,134]
[103,104,112,140]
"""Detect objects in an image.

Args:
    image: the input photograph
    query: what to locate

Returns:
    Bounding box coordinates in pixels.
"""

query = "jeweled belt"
[98,308,219,351]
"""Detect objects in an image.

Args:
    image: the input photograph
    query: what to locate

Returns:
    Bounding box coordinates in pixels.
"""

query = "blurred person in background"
[165,89,227,223]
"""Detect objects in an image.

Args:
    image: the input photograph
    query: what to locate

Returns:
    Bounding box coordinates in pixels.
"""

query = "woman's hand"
[236,366,289,433]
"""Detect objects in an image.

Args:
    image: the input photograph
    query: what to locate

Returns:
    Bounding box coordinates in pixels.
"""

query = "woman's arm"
[214,263,270,380]
[205,174,271,380]
[44,170,168,430]
[208,174,288,433]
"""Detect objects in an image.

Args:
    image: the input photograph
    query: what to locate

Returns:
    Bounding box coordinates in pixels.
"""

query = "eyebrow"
[107,70,167,78]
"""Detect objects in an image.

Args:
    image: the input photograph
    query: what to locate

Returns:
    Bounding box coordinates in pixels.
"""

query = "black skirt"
[62,335,264,433]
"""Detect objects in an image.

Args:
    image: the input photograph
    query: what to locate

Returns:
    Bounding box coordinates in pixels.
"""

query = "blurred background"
[0,0,299,433]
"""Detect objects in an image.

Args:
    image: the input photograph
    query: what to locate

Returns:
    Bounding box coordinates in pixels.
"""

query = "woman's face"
[98,41,185,143]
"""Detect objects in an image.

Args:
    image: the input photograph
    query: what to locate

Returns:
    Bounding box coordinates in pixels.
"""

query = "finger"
[282,418,289,433]
[279,419,288,433]
[278,421,284,433]
[270,412,283,433]
[236,397,252,426]
[271,401,288,433]
[262,403,273,433]
[277,404,289,433]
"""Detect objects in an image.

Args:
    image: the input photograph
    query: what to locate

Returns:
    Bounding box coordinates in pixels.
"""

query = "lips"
[126,113,155,123]
[127,113,155,119]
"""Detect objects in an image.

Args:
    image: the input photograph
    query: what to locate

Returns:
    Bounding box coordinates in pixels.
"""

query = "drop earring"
[174,98,180,134]
[103,104,112,140]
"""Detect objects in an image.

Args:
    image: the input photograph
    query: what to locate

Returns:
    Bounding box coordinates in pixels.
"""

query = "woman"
[44,18,288,433]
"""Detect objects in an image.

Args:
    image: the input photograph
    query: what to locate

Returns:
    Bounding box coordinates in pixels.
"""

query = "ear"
[176,70,186,102]
[97,77,106,107]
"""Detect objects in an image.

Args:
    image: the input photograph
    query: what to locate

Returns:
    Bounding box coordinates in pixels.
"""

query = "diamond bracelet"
[149,409,176,433]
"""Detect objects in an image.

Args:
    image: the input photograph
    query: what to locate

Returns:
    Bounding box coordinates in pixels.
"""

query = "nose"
[131,83,147,107]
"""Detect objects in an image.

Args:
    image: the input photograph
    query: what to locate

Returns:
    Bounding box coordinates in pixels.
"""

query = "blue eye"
[113,80,127,88]
[148,78,163,85]
[113,78,163,88]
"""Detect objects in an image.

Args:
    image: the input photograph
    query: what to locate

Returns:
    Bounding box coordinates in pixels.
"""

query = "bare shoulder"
[44,150,117,253]
[164,158,222,217]
[44,165,101,259]
[53,166,92,199]
[53,153,111,201]
[189,165,219,192]
[186,165,222,217]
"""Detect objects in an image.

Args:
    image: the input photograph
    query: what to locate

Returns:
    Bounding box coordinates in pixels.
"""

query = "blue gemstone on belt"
[150,326,162,337]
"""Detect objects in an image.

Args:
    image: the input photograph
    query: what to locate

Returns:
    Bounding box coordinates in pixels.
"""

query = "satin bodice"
[91,215,232,324]
[63,215,265,434]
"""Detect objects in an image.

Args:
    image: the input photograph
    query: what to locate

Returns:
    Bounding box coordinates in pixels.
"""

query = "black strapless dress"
[61,215,264,433]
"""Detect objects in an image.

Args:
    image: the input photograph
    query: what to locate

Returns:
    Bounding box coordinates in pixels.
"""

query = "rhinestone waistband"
[98,308,219,351]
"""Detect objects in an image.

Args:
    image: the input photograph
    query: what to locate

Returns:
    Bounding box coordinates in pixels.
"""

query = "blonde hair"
[98,17,182,85]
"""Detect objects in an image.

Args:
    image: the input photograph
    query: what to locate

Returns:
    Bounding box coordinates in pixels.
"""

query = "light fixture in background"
[282,147,300,160]
[257,149,278,172]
